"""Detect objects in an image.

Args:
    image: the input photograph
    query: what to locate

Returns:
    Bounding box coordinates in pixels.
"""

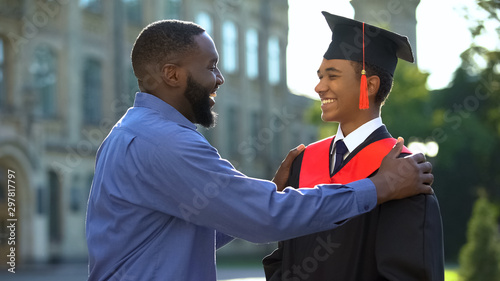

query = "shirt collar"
[332,117,384,154]
[133,92,197,130]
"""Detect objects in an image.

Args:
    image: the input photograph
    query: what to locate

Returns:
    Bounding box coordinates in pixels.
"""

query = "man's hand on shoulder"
[370,137,434,204]
[272,144,306,191]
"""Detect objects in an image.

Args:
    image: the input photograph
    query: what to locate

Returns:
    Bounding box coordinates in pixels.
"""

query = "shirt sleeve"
[131,128,377,243]
[215,231,234,249]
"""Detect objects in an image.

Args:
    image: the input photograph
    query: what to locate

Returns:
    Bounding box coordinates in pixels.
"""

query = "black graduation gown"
[263,126,444,281]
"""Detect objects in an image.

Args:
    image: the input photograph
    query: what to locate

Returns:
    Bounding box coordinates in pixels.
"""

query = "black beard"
[184,75,217,128]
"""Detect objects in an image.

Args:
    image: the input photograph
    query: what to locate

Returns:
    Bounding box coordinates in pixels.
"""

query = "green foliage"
[459,191,500,281]
[382,61,431,140]
[427,0,500,261]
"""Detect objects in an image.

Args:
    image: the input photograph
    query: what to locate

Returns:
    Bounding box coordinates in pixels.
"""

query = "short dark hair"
[351,61,394,105]
[131,20,205,79]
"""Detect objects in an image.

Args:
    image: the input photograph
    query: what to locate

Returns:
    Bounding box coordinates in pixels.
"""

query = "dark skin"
[274,59,434,203]
[138,32,223,122]
[136,33,433,203]
[316,59,380,135]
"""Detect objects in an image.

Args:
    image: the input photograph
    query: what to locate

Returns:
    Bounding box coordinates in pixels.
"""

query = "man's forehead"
[194,32,219,58]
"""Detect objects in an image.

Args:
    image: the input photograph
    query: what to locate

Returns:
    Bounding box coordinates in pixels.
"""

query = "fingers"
[273,144,306,191]
[282,144,305,165]
[418,161,434,195]
[421,172,434,186]
[419,161,433,174]
[406,152,426,164]
[296,144,306,152]
[385,137,404,159]
[419,184,434,195]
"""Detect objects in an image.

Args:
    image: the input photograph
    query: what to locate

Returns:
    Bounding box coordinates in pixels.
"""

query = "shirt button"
[364,205,370,211]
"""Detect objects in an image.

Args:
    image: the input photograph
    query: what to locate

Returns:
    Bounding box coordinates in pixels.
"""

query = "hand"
[272,144,306,191]
[370,137,434,204]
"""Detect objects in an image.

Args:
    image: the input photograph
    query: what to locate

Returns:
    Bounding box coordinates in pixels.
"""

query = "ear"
[366,75,380,99]
[160,64,183,87]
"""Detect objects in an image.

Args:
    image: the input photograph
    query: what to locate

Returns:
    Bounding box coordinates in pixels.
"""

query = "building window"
[246,28,259,80]
[79,0,102,13]
[123,0,142,25]
[31,46,57,118]
[222,20,238,73]
[195,12,213,36]
[166,0,182,19]
[83,58,102,125]
[268,36,280,85]
[37,187,45,215]
[0,38,4,108]
[48,170,62,243]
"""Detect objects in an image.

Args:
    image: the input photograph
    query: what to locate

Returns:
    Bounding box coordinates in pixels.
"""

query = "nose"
[315,79,327,96]
[216,68,225,86]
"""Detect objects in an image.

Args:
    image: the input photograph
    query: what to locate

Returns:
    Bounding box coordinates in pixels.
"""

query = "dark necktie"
[332,140,348,175]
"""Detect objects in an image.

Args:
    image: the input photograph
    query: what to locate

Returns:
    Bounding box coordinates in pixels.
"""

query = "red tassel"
[359,22,369,110]
[359,70,369,109]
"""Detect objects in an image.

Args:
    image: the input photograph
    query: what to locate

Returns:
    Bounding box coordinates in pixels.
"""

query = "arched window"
[268,36,280,85]
[82,58,102,125]
[31,46,57,118]
[195,12,213,36]
[246,28,259,80]
[222,20,238,73]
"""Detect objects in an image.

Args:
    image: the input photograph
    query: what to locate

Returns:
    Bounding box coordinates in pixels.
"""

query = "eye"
[328,75,338,80]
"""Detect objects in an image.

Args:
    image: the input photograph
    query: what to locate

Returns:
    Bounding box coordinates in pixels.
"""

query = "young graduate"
[263,12,444,281]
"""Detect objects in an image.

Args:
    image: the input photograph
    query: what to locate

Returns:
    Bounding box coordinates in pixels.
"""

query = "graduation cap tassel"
[359,22,369,110]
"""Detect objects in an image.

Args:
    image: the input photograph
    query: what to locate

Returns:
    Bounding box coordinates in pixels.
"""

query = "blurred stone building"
[351,0,420,62]
[0,0,317,264]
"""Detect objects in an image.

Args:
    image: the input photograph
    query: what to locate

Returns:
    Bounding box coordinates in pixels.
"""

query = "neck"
[340,110,379,137]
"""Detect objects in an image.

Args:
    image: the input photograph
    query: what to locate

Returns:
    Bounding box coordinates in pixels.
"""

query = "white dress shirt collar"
[331,117,384,156]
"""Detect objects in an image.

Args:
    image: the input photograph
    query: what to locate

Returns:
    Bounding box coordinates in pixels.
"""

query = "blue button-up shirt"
[86,92,377,281]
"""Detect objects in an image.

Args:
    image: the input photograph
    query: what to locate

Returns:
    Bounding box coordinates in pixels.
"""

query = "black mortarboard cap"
[322,11,414,77]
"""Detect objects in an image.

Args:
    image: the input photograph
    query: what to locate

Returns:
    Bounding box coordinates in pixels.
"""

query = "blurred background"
[0,0,498,280]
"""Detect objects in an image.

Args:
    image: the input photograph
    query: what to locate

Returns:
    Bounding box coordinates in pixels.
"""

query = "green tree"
[428,0,500,261]
[459,191,500,281]
[382,61,432,140]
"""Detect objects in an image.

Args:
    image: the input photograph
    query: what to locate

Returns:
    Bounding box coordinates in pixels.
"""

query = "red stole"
[299,137,411,187]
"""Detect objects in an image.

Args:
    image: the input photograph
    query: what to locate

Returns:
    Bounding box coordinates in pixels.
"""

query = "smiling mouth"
[321,98,336,105]
[209,92,217,107]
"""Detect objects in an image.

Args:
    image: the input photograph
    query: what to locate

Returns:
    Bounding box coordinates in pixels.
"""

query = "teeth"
[210,92,217,98]
[321,99,335,105]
